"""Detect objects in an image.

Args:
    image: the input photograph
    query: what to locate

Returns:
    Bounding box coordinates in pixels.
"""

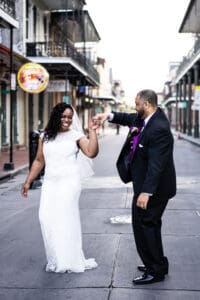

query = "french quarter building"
[0,0,102,153]
[163,0,200,139]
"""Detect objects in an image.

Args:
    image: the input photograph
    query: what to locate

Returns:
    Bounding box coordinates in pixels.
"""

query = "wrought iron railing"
[0,0,16,18]
[26,41,99,83]
[176,36,200,78]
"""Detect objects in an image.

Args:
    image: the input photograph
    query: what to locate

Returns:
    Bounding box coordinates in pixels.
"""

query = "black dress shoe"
[137,265,168,274]
[137,265,147,272]
[133,273,165,285]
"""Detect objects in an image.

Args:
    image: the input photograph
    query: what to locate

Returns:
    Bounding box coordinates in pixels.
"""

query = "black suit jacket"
[112,108,176,199]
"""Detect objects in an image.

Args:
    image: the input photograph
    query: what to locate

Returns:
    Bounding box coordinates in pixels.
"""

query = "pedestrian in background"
[93,89,176,284]
[21,102,99,273]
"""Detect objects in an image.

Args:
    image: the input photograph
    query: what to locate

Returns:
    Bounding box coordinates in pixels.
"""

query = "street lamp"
[4,26,16,170]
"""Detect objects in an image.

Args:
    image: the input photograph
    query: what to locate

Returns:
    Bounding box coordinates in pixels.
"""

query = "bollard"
[29,130,42,189]
[116,124,120,135]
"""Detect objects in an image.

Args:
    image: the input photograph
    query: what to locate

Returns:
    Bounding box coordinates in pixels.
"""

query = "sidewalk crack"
[107,235,121,299]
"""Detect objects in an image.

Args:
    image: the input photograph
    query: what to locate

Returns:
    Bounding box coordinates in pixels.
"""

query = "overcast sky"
[86,0,194,100]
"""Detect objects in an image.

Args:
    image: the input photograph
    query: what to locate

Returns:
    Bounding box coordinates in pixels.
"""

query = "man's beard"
[137,109,145,119]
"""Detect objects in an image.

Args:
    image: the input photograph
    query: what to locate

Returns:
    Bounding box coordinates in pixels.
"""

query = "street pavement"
[0,127,200,300]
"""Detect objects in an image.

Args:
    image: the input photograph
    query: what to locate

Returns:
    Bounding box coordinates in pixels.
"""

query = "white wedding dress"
[39,129,98,273]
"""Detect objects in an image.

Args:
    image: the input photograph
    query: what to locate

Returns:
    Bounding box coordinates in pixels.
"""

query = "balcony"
[175,36,200,83]
[26,41,99,85]
[33,0,86,11]
[51,10,100,43]
[0,0,15,18]
[0,0,18,28]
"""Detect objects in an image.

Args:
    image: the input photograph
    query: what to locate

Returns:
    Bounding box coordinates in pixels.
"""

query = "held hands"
[136,193,150,210]
[92,113,110,127]
[88,119,100,131]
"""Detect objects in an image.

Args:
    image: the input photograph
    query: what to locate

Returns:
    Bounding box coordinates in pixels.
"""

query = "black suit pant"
[132,195,169,276]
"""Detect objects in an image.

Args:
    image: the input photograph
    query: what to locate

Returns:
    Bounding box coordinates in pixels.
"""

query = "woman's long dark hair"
[44,102,73,141]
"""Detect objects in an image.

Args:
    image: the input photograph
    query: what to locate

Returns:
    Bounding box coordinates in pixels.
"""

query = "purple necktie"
[129,123,145,161]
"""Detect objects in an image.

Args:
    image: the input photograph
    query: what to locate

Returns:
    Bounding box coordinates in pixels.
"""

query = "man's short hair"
[137,89,157,107]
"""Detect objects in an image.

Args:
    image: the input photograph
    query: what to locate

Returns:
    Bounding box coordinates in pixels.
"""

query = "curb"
[172,130,200,147]
[0,164,28,182]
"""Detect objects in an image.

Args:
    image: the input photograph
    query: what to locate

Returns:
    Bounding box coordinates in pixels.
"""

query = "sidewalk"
[173,130,200,147]
[0,147,29,181]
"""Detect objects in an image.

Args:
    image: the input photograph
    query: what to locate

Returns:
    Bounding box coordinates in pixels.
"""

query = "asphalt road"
[0,128,200,300]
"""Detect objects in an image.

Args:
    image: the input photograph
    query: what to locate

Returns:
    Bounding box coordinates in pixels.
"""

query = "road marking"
[110,214,131,224]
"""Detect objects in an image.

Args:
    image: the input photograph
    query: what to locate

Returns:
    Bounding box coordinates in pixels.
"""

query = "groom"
[94,89,176,284]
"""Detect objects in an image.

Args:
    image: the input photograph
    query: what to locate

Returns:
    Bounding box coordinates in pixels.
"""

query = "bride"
[21,102,99,273]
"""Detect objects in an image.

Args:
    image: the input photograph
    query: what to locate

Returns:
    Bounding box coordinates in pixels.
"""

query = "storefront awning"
[27,56,99,86]
[163,96,193,106]
[0,44,29,83]
[93,96,122,104]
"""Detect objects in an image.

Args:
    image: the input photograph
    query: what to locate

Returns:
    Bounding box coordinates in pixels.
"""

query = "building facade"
[0,0,101,154]
[164,0,200,139]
